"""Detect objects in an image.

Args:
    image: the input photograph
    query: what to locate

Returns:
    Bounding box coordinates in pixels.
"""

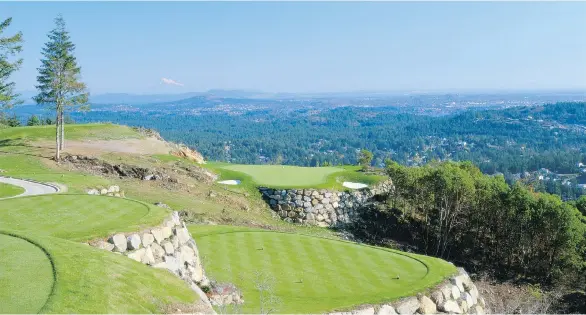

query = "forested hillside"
[56,102,585,172]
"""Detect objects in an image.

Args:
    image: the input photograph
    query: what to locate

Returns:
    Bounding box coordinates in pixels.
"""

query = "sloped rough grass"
[0,234,54,314]
[0,123,143,142]
[0,230,198,314]
[0,182,25,198]
[190,225,456,314]
[0,194,168,241]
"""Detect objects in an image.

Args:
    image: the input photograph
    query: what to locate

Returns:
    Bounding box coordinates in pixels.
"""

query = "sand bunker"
[343,182,368,189]
[217,180,241,185]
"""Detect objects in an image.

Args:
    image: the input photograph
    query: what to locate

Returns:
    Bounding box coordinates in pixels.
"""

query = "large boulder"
[127,248,146,262]
[451,284,461,300]
[438,300,462,314]
[163,255,180,273]
[127,234,141,250]
[418,296,437,314]
[142,233,155,247]
[352,307,374,315]
[150,243,166,259]
[394,297,419,315]
[461,292,474,307]
[96,240,114,251]
[179,245,196,266]
[451,276,465,293]
[162,241,174,255]
[430,289,444,306]
[439,284,452,301]
[376,304,397,315]
[141,246,155,265]
[151,228,164,244]
[161,226,173,239]
[108,233,127,252]
[175,227,191,245]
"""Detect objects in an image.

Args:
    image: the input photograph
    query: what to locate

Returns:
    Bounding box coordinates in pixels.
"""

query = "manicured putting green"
[220,164,342,187]
[191,226,456,314]
[0,194,156,241]
[0,234,54,314]
[0,182,25,198]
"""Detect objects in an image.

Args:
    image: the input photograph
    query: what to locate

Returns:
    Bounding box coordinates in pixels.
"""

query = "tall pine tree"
[34,15,89,161]
[0,17,23,111]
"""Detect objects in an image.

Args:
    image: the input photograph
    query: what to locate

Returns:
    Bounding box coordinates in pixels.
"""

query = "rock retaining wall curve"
[260,180,393,227]
[89,211,216,310]
[327,268,487,315]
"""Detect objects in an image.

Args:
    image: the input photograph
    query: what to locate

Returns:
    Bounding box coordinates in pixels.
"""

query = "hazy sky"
[3,1,586,94]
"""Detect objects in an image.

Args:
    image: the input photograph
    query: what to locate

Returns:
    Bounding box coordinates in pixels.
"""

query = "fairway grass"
[0,234,54,314]
[0,182,25,198]
[190,225,456,314]
[0,194,168,241]
[0,230,199,314]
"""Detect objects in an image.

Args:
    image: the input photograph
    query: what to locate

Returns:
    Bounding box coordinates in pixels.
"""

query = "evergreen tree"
[358,149,374,170]
[27,114,41,126]
[0,18,23,111]
[34,15,89,161]
[6,113,20,127]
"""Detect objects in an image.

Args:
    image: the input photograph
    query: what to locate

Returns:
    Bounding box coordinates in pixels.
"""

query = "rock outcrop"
[260,180,393,227]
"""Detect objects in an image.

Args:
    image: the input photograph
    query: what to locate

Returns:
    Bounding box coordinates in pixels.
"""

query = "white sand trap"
[343,182,368,189]
[217,179,241,185]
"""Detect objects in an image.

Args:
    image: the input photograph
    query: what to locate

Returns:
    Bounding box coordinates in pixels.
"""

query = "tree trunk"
[59,111,64,151]
[55,113,61,161]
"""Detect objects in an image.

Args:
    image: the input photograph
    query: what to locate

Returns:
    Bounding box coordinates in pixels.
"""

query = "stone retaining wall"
[88,211,224,310]
[260,180,393,227]
[328,268,487,315]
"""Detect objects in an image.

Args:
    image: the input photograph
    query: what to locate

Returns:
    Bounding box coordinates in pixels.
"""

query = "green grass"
[0,234,54,314]
[0,194,168,241]
[190,225,456,314]
[0,182,25,198]
[0,123,142,142]
[204,162,387,190]
[0,230,198,314]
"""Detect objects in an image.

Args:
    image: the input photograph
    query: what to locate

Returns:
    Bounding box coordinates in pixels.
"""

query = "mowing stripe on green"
[191,225,456,314]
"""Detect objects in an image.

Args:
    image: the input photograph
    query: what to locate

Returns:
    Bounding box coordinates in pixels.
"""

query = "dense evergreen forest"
[59,101,586,172]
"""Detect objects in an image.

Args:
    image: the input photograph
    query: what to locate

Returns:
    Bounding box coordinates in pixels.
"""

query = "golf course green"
[222,164,342,187]
[0,182,25,198]
[204,163,387,190]
[0,194,168,241]
[0,234,54,314]
[190,225,457,314]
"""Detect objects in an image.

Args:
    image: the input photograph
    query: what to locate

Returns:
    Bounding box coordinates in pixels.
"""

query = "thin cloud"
[161,77,184,87]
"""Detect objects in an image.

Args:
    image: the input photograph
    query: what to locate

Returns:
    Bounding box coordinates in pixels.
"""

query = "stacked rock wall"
[260,180,393,227]
[89,211,209,296]
[328,268,486,315]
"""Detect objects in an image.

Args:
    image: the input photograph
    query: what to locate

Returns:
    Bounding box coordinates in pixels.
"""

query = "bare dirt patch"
[34,137,172,156]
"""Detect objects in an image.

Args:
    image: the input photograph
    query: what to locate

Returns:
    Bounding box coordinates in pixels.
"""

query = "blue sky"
[2,2,586,94]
